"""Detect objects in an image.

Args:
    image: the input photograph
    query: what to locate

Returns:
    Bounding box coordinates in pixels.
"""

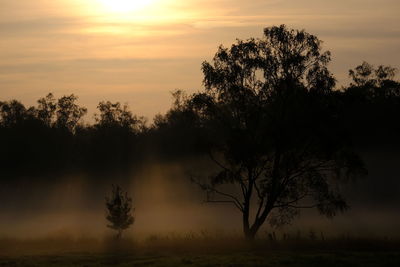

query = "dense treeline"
[341,62,400,146]
[0,61,399,180]
[0,94,146,178]
[1,66,399,180]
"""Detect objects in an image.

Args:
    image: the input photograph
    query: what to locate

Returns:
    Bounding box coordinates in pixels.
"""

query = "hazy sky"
[1,0,399,119]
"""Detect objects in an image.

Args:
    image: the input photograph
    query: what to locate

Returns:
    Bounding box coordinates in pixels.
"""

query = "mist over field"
[1,145,399,240]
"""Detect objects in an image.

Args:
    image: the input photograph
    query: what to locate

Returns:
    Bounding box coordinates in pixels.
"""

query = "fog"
[1,146,399,240]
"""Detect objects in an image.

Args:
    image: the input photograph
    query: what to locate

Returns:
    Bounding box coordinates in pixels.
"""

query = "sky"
[1,0,399,120]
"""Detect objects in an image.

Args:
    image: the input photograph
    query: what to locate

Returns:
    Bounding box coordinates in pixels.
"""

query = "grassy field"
[1,250,400,266]
[1,235,399,266]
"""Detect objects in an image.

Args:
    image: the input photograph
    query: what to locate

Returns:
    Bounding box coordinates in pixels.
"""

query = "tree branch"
[191,176,244,212]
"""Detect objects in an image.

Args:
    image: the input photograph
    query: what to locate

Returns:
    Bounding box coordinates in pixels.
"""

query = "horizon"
[1,0,400,120]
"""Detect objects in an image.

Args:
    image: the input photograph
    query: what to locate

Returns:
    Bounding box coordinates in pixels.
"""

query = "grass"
[0,233,399,266]
[1,250,400,266]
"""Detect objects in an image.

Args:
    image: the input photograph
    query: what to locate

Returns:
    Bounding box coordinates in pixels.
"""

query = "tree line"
[1,25,399,239]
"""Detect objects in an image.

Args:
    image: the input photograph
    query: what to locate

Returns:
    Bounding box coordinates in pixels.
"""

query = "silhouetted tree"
[37,93,57,126]
[349,62,396,87]
[150,90,204,158]
[0,100,33,127]
[55,94,87,132]
[105,185,134,239]
[85,101,146,172]
[95,101,145,131]
[189,25,366,240]
[348,62,400,98]
[343,62,400,146]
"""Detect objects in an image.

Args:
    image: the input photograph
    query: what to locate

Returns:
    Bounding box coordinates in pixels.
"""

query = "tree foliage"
[105,185,134,239]
[37,93,57,126]
[343,62,400,145]
[55,94,87,132]
[189,25,367,239]
[95,101,145,131]
[0,94,146,177]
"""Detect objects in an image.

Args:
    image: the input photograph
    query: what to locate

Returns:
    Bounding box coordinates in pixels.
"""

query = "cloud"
[0,0,399,118]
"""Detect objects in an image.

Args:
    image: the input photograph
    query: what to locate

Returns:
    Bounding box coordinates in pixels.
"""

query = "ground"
[2,250,400,266]
[1,236,399,266]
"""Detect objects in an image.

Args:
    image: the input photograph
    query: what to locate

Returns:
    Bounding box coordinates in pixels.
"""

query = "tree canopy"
[188,25,368,239]
[105,185,134,239]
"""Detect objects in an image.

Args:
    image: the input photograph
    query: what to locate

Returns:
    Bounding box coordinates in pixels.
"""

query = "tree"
[55,94,87,132]
[37,93,57,126]
[150,90,204,158]
[90,101,145,171]
[105,185,135,239]
[348,62,400,98]
[95,101,145,131]
[0,100,32,127]
[343,62,400,146]
[189,25,366,240]
[0,100,40,175]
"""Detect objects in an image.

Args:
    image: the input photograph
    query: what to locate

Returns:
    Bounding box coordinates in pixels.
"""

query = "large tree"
[189,25,366,240]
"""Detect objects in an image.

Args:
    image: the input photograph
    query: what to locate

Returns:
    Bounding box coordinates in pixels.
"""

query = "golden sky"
[1,0,399,119]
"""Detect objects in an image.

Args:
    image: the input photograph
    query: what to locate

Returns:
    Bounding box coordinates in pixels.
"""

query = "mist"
[1,145,399,240]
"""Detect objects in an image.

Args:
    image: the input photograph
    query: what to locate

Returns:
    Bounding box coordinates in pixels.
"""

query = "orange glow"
[97,0,156,14]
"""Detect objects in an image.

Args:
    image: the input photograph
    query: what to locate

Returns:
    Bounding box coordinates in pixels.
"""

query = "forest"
[1,59,399,179]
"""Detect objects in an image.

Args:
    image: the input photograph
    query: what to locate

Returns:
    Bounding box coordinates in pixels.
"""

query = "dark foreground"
[1,251,400,267]
[1,236,399,266]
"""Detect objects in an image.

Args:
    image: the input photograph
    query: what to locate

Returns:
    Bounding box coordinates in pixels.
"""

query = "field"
[1,250,400,266]
[1,234,399,266]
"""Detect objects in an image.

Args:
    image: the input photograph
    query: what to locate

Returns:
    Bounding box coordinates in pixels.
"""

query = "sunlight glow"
[85,0,189,24]
[79,0,201,35]
[97,0,156,13]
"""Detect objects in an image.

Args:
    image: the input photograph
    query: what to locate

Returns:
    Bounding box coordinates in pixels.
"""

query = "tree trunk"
[243,206,252,240]
[242,204,260,240]
[242,205,274,240]
[241,148,282,240]
[248,218,265,240]
[242,151,280,240]
[244,228,257,240]
[116,229,123,240]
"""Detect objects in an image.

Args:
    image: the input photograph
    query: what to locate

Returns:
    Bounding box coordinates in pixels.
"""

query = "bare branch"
[208,150,230,172]
[255,196,265,221]
[191,176,244,212]
[284,204,317,209]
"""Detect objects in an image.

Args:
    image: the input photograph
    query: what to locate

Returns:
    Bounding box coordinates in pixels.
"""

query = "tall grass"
[1,229,399,256]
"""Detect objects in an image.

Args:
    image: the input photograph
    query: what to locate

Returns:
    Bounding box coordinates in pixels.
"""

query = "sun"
[97,0,156,13]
